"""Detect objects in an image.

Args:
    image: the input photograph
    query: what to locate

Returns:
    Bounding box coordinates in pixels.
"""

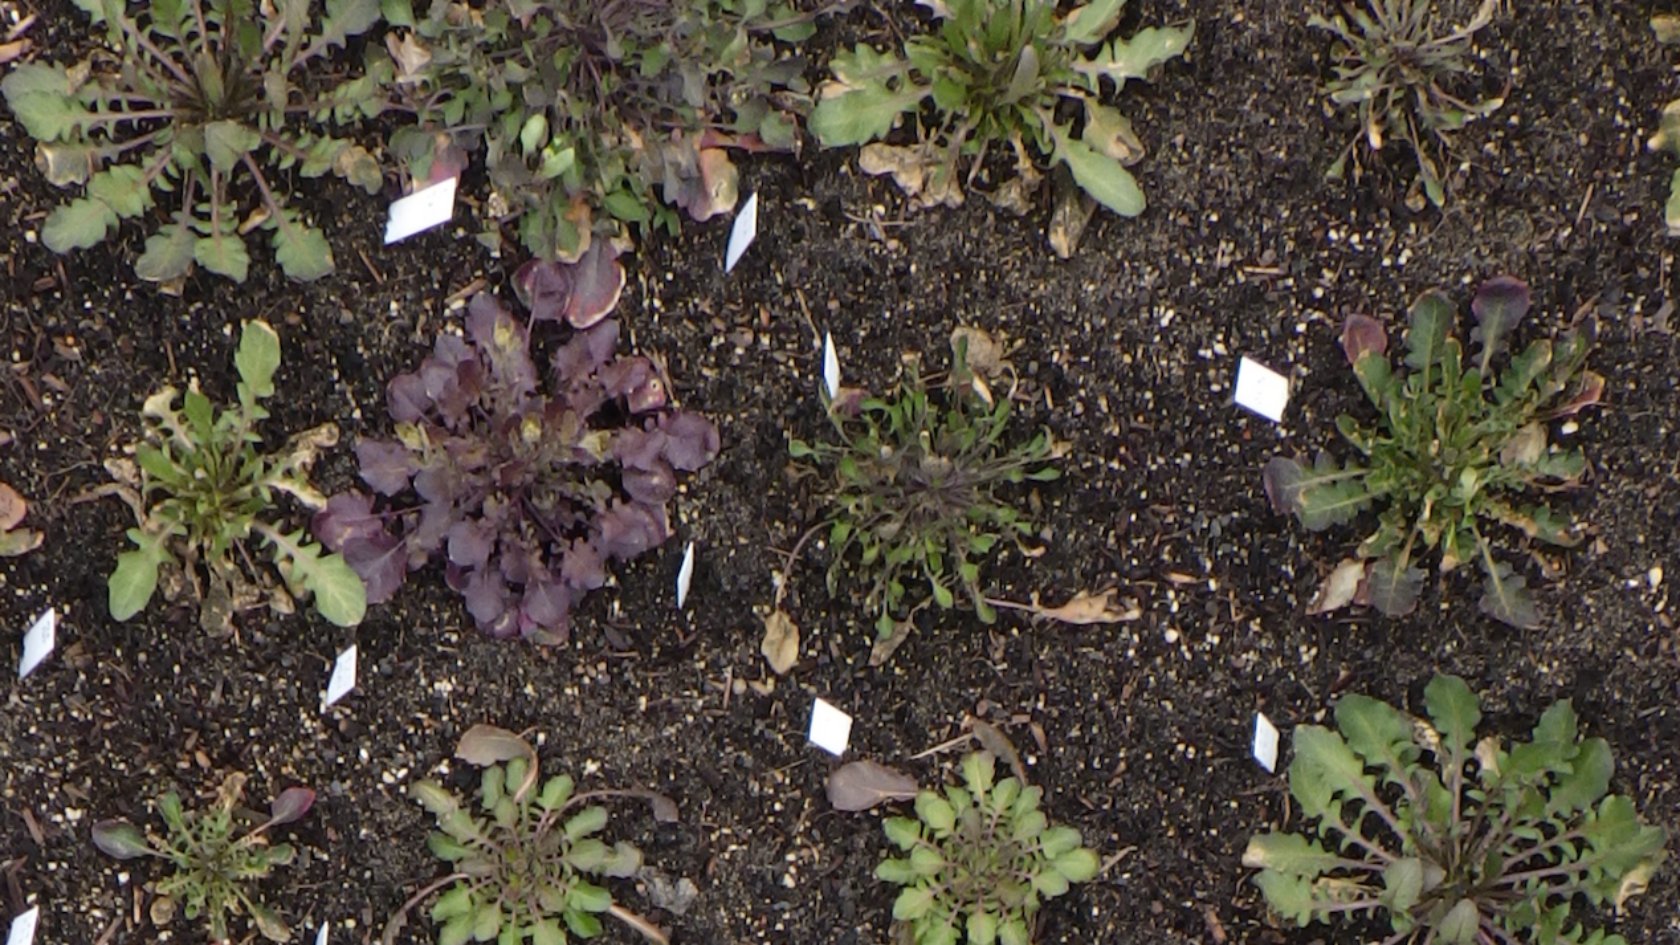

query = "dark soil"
[3,1,1678,944]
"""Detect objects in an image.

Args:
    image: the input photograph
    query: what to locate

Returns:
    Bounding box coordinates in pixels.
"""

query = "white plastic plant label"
[808,697,852,756]
[323,644,357,709]
[5,906,39,945]
[675,541,695,610]
[724,192,759,274]
[17,608,55,680]
[314,922,328,945]
[1252,712,1280,773]
[383,176,458,244]
[1233,356,1290,423]
[821,332,840,400]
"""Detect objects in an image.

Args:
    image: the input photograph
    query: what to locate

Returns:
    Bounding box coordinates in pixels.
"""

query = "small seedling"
[106,320,366,629]
[1311,0,1505,206]
[388,725,666,945]
[0,0,388,282]
[877,752,1099,945]
[1265,276,1601,628]
[1648,15,1680,235]
[381,0,824,259]
[314,265,718,643]
[810,0,1191,252]
[1245,674,1667,945]
[93,774,316,944]
[788,333,1058,649]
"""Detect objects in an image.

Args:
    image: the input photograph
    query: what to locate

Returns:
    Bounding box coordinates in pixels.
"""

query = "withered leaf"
[1034,588,1141,625]
[759,609,799,675]
[455,724,539,800]
[1307,558,1367,616]
[0,481,27,531]
[826,760,918,811]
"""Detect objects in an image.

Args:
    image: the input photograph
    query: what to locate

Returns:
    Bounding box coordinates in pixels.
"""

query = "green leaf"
[1335,693,1415,774]
[194,231,252,283]
[602,189,651,223]
[1075,23,1195,89]
[438,915,473,945]
[87,166,154,218]
[564,806,608,840]
[1367,554,1424,617]
[136,219,197,283]
[236,320,281,398]
[1383,856,1424,913]
[1477,552,1539,630]
[915,791,956,833]
[531,920,564,945]
[1051,847,1099,883]
[319,0,381,48]
[274,531,368,626]
[892,886,934,921]
[91,820,154,859]
[1548,737,1612,814]
[1438,898,1480,945]
[1253,869,1318,925]
[1287,725,1372,823]
[1404,290,1454,392]
[1062,0,1126,45]
[961,752,995,795]
[1240,832,1341,877]
[875,857,916,884]
[966,910,998,945]
[1667,168,1680,237]
[42,197,118,252]
[1423,675,1481,755]
[271,208,336,281]
[203,120,262,172]
[1263,452,1370,531]
[109,530,170,620]
[809,45,925,147]
[883,816,922,850]
[1051,125,1145,217]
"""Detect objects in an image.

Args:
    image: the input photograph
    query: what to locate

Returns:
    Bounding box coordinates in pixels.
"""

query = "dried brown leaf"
[0,481,27,531]
[759,609,798,675]
[1307,558,1367,616]
[826,760,918,811]
[969,720,1028,784]
[1034,588,1141,625]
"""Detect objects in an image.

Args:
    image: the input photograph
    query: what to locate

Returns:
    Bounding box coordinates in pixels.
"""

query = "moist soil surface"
[3,1,1679,944]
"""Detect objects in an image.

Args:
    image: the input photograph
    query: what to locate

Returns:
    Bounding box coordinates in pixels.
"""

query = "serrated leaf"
[892,885,934,921]
[271,209,336,281]
[87,165,154,218]
[809,44,925,146]
[1061,0,1125,45]
[1335,693,1415,774]
[43,197,118,252]
[194,231,251,283]
[1051,123,1144,217]
[136,219,197,282]
[204,120,262,172]
[1288,725,1372,822]
[1548,737,1612,814]
[109,531,169,620]
[1263,452,1370,531]
[1075,24,1195,88]
[1423,675,1481,756]
[1241,832,1340,877]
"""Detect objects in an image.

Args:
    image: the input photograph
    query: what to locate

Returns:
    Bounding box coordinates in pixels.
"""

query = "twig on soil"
[1097,845,1137,878]
[379,872,467,945]
[609,903,670,945]
[444,277,487,308]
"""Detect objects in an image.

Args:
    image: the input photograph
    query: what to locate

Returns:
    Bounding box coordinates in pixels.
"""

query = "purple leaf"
[454,724,535,769]
[614,428,666,471]
[92,820,153,859]
[597,501,670,561]
[463,568,510,629]
[268,787,315,826]
[312,492,383,551]
[1367,555,1425,617]
[447,520,493,569]
[342,532,408,603]
[387,373,428,423]
[1470,275,1530,371]
[356,440,416,496]
[1550,372,1604,419]
[553,320,621,382]
[520,579,572,631]
[624,463,676,504]
[1261,456,1306,515]
[1340,313,1388,367]
[514,242,625,329]
[600,357,657,403]
[826,760,919,812]
[561,539,607,591]
[660,413,720,471]
[411,500,453,555]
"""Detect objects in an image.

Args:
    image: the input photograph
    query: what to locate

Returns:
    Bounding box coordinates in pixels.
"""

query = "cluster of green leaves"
[1245,675,1667,945]
[1264,276,1602,628]
[108,320,366,629]
[383,0,822,260]
[0,0,388,282]
[1311,0,1504,207]
[409,729,643,945]
[877,752,1098,945]
[789,336,1058,641]
[1648,15,1680,235]
[809,0,1191,236]
[93,774,316,943]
